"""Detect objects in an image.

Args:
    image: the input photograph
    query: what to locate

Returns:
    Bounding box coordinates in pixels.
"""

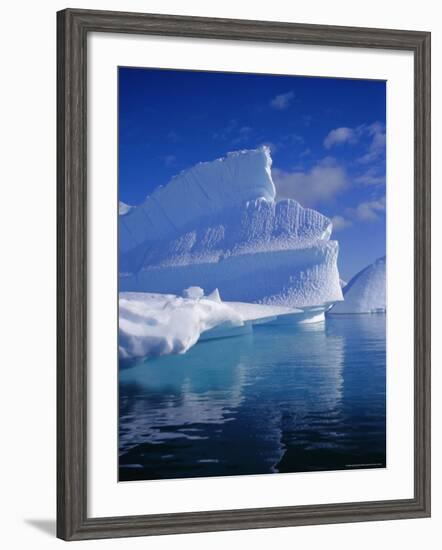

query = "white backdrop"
[0,0,440,548]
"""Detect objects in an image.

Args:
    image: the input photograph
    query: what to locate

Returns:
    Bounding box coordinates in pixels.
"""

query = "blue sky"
[119,67,386,281]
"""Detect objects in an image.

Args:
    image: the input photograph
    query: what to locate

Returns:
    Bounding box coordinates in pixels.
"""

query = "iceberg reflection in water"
[119,315,386,481]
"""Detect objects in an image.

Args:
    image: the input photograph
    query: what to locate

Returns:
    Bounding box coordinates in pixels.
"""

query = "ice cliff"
[330,256,386,314]
[119,146,343,308]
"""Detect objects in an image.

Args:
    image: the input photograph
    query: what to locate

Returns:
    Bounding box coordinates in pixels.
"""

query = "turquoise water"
[119,315,386,481]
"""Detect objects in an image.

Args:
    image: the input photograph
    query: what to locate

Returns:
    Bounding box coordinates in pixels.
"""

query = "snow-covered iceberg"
[119,290,242,360]
[329,256,386,314]
[119,147,343,309]
[119,289,306,360]
[119,148,275,253]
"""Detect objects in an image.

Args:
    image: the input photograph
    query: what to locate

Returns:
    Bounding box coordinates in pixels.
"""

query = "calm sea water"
[119,315,386,481]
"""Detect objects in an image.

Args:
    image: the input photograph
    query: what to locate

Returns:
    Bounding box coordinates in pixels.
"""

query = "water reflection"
[119,334,251,450]
[119,316,385,480]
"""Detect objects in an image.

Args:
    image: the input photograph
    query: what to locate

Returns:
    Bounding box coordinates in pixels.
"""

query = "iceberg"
[119,147,275,254]
[119,147,343,309]
[119,291,243,360]
[119,289,305,360]
[329,256,386,314]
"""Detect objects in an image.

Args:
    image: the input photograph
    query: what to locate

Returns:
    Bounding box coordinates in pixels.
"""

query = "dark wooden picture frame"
[57,8,431,541]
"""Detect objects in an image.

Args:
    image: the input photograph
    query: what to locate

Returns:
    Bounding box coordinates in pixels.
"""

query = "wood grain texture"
[56,8,431,541]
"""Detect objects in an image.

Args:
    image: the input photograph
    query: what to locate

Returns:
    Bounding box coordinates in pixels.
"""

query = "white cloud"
[324,127,357,149]
[270,91,295,110]
[329,196,385,234]
[273,157,348,207]
[357,122,386,164]
[355,167,385,186]
[324,122,386,185]
[350,196,386,221]
[331,215,352,231]
[323,122,386,166]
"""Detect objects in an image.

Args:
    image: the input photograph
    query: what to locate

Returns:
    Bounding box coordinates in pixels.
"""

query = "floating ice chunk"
[182,286,204,299]
[206,288,222,303]
[329,256,386,314]
[118,291,327,361]
[119,292,244,360]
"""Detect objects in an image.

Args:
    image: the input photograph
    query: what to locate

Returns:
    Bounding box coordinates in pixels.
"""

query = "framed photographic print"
[57,8,431,541]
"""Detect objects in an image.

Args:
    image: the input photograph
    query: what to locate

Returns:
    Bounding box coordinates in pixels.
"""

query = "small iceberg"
[329,256,386,314]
